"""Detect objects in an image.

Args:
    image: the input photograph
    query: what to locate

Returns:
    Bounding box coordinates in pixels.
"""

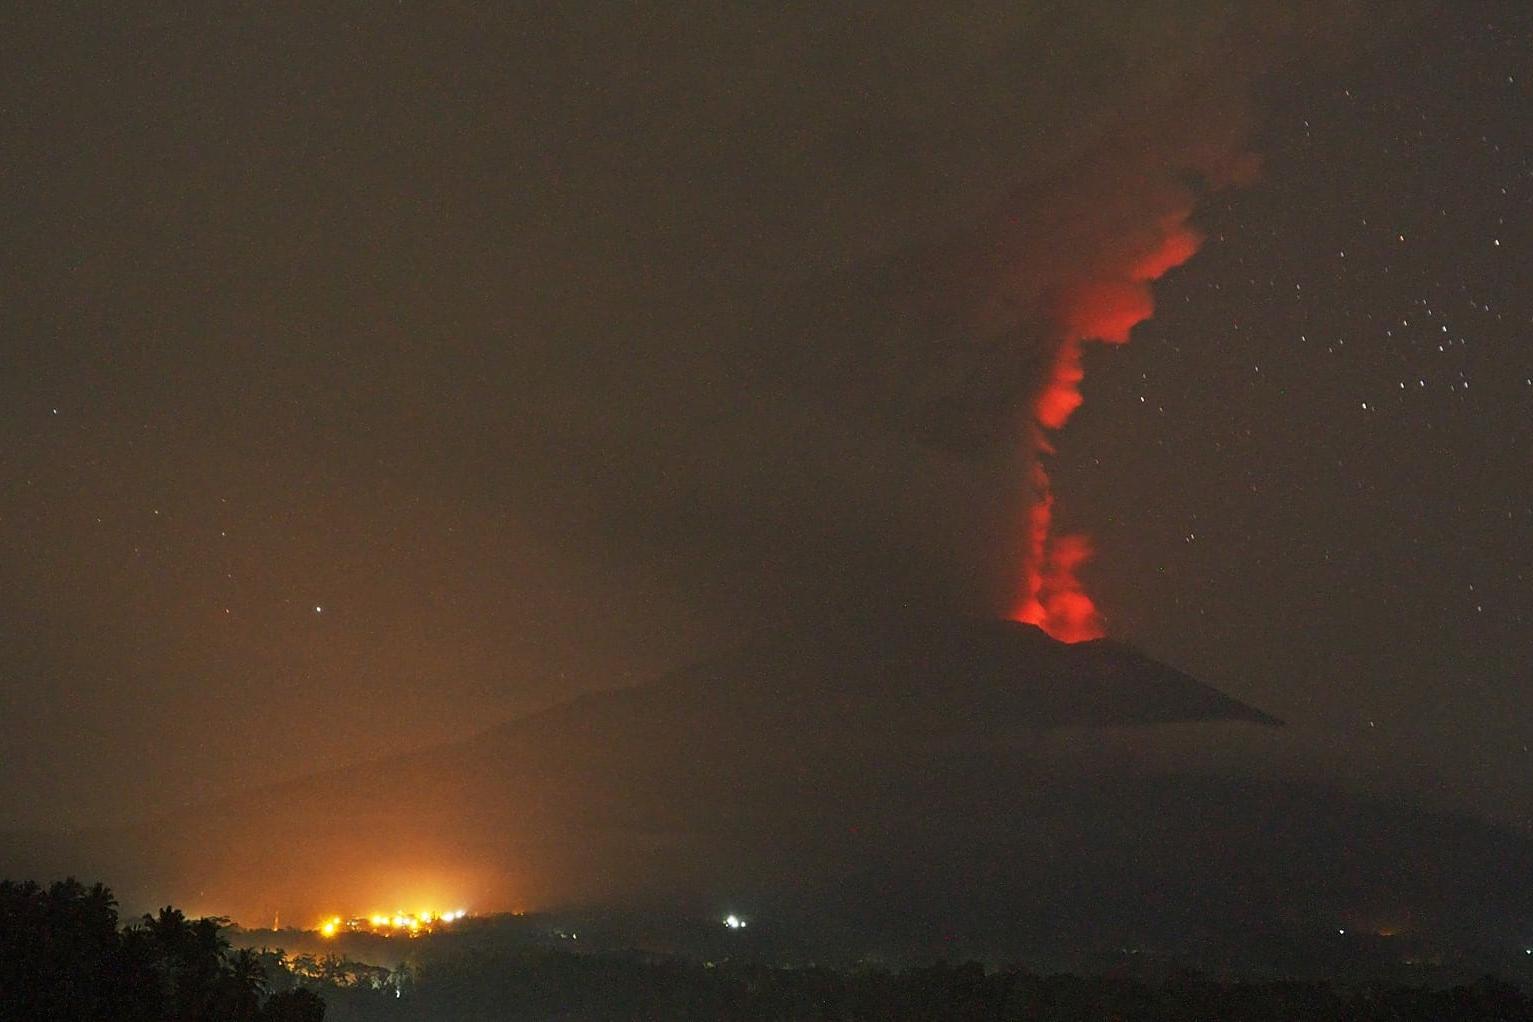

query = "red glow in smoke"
[1016,531,1102,640]
[1014,221,1203,643]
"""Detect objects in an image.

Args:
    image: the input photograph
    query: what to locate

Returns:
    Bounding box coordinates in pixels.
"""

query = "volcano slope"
[8,615,1529,967]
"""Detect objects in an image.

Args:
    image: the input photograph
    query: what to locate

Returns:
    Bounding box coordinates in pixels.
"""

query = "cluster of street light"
[317,908,469,938]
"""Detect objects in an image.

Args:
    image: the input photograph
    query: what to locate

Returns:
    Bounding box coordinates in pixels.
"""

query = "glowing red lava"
[1013,221,1203,642]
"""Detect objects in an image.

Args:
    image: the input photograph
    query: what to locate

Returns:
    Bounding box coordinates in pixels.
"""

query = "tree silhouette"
[214,947,271,1020]
[0,878,323,1022]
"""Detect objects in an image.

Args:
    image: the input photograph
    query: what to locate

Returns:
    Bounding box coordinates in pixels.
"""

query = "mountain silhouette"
[5,614,1528,968]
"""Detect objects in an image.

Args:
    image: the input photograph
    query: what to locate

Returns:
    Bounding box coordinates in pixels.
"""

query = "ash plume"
[0,2,1422,820]
[482,4,1352,627]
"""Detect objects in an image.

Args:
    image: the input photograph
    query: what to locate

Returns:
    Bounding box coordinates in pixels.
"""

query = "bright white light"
[723,914,746,930]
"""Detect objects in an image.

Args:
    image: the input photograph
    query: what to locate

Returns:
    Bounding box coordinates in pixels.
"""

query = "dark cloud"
[0,4,1407,822]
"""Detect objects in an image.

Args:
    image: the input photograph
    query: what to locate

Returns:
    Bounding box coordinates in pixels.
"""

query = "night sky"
[1060,4,1533,819]
[3,4,1530,832]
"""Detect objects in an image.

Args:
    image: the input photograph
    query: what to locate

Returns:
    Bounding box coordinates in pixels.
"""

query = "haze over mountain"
[7,614,1528,967]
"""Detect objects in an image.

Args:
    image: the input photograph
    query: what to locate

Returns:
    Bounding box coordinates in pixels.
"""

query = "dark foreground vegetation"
[8,880,1533,1021]
[0,879,322,1021]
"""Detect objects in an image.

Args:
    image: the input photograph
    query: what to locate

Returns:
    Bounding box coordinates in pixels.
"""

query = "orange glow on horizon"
[1014,218,1204,642]
[313,907,470,937]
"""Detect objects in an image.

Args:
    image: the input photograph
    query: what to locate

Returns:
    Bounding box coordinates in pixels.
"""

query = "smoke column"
[1013,213,1206,642]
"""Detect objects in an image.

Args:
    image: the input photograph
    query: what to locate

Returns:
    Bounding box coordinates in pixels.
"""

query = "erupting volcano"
[1014,215,1205,642]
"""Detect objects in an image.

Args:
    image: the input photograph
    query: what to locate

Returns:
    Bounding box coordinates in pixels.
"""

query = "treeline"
[378,949,1533,1022]
[8,878,1533,1021]
[0,879,323,1021]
